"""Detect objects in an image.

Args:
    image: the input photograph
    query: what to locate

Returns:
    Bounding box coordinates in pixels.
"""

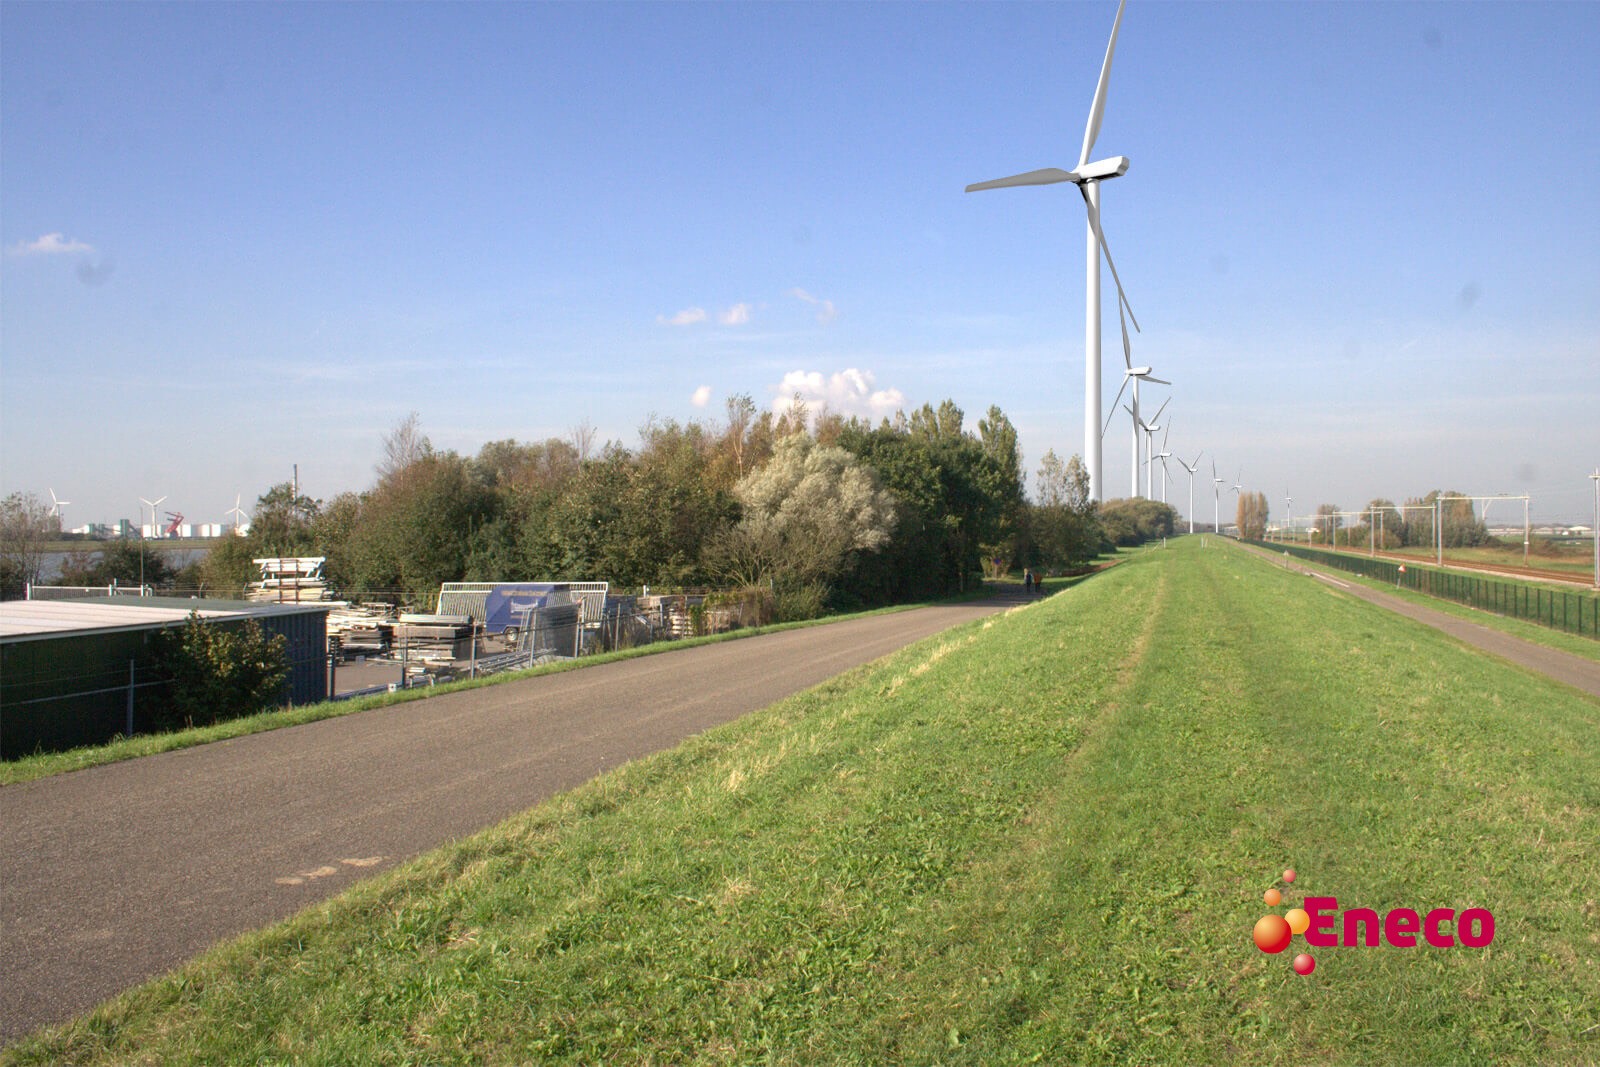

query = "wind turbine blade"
[1118,299,1134,369]
[965,168,1078,193]
[1079,185,1140,332]
[1078,0,1128,169]
[1143,374,1170,385]
[1160,421,1171,450]
[1149,397,1170,425]
[1104,376,1131,436]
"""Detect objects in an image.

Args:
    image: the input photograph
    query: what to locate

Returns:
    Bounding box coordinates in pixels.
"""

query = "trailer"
[436,581,609,635]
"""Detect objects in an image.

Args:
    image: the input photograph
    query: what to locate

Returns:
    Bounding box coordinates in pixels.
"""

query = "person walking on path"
[1022,569,1034,596]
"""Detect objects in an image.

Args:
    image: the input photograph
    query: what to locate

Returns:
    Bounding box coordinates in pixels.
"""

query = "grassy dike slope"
[8,538,1599,1064]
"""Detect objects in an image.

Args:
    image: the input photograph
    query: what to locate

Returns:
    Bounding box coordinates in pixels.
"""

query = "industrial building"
[0,597,330,760]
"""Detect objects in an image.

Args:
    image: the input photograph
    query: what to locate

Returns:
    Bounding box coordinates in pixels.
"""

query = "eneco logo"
[1251,868,1495,976]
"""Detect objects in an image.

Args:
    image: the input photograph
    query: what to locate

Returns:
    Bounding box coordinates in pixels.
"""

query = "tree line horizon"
[4,396,1507,611]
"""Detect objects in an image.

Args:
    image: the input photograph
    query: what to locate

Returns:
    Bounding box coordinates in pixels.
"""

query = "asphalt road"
[0,594,1021,1045]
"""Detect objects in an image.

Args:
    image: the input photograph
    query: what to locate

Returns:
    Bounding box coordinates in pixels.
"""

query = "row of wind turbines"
[42,490,250,536]
[965,0,1251,536]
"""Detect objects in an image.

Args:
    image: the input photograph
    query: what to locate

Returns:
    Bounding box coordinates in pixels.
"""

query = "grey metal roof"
[0,597,330,643]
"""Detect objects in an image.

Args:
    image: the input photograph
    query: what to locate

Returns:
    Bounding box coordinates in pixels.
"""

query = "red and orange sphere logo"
[1253,868,1315,975]
[1251,866,1494,974]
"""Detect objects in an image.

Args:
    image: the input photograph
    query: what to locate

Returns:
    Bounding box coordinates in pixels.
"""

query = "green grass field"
[7,537,1598,1064]
[1263,544,1600,665]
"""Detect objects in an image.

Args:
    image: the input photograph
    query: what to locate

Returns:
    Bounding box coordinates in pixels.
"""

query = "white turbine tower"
[1139,397,1169,500]
[1152,421,1173,504]
[48,489,70,533]
[1178,453,1203,534]
[1229,469,1243,535]
[140,495,167,539]
[966,0,1135,504]
[1211,460,1225,534]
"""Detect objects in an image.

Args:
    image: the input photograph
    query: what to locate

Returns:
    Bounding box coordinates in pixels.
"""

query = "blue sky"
[3,0,1597,530]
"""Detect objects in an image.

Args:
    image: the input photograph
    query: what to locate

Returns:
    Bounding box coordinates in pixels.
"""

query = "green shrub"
[773,581,827,622]
[153,613,289,731]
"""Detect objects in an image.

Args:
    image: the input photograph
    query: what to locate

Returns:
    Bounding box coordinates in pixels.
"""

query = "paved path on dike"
[1239,542,1600,700]
[1,592,1029,1044]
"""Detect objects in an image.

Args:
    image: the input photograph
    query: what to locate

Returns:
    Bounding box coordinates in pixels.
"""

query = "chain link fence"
[1250,541,1599,639]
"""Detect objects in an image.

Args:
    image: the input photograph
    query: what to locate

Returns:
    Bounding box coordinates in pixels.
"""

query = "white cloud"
[772,368,906,422]
[790,287,837,325]
[691,385,713,408]
[718,302,752,326]
[10,232,95,256]
[658,307,708,327]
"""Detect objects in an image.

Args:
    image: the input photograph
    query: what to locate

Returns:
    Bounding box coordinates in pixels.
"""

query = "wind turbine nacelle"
[1127,366,1153,377]
[1078,156,1130,181]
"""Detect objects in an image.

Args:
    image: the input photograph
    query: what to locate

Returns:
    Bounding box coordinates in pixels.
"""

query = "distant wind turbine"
[1211,460,1225,533]
[139,495,167,539]
[1139,397,1169,500]
[1102,302,1168,499]
[1152,421,1173,504]
[1178,453,1203,534]
[48,489,70,532]
[966,0,1136,504]
[1229,469,1243,535]
[228,494,250,534]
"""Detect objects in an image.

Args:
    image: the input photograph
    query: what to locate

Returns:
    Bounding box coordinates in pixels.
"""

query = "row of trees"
[192,401,1140,614]
[5,400,1189,612]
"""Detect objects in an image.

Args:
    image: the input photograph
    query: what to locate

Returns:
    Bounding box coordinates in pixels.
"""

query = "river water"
[37,546,210,582]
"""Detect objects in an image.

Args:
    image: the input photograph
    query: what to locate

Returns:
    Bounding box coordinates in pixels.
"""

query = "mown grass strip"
[6,537,1596,1065]
[1248,541,1600,665]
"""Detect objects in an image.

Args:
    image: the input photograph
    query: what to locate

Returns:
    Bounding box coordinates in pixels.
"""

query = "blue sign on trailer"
[482,583,574,635]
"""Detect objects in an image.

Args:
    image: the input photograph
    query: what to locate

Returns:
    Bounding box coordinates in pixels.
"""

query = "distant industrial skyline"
[3,2,1596,525]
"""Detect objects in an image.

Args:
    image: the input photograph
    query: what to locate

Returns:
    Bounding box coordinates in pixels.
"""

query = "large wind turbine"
[966,0,1135,503]
[1178,453,1202,534]
[228,494,250,534]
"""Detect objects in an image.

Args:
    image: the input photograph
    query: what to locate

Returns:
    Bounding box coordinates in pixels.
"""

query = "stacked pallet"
[393,613,475,664]
[248,557,332,603]
[327,602,394,656]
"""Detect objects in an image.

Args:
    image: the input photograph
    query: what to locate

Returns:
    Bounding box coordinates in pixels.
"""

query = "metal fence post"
[126,659,136,738]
